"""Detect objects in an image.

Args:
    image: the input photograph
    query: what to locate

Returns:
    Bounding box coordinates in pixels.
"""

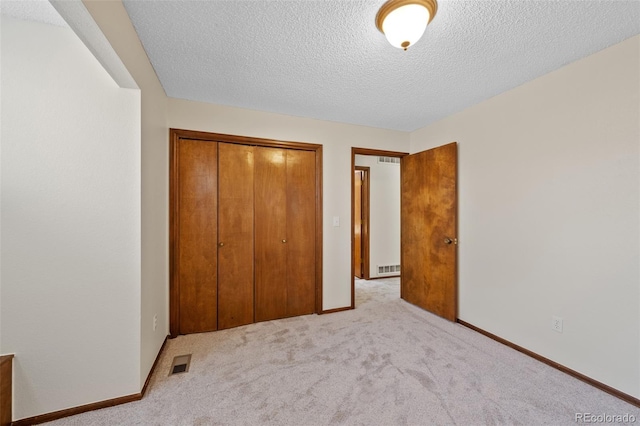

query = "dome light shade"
[375,0,438,51]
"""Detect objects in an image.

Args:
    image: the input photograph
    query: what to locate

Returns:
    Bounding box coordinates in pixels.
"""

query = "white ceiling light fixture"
[375,0,438,51]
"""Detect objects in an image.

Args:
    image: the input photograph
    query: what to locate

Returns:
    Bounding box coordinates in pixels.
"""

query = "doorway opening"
[351,148,407,308]
[351,143,459,320]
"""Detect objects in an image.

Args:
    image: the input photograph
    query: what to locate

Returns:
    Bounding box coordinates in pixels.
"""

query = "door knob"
[219,242,224,247]
[444,237,457,245]
[282,239,287,243]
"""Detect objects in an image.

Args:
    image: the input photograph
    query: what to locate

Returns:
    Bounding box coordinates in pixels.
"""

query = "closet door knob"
[282,239,287,243]
[219,242,224,247]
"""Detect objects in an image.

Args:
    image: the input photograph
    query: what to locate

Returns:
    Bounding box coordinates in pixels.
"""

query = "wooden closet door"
[218,143,255,329]
[286,150,316,316]
[254,147,288,321]
[177,139,218,334]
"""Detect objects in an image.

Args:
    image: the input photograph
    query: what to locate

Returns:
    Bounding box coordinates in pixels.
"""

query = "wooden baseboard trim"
[457,320,640,408]
[11,394,141,426]
[1,355,14,426]
[320,306,353,315]
[12,335,169,426]
[141,335,169,396]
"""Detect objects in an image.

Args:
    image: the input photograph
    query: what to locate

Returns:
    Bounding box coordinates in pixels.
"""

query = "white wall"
[354,155,401,278]
[82,0,169,387]
[410,35,640,398]
[0,16,141,419]
[167,98,410,310]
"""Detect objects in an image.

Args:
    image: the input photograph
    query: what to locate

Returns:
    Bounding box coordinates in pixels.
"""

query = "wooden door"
[353,167,370,279]
[354,170,363,278]
[401,142,457,321]
[176,139,218,333]
[255,147,288,321]
[255,147,316,321]
[217,143,255,329]
[285,149,316,317]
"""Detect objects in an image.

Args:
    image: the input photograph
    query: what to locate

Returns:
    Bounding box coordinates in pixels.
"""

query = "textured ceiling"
[1,0,68,27]
[124,0,640,132]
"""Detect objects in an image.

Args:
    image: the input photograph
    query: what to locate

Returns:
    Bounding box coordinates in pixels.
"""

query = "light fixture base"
[375,0,438,34]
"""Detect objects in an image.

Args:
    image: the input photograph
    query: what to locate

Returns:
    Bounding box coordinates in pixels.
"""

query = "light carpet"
[46,278,639,425]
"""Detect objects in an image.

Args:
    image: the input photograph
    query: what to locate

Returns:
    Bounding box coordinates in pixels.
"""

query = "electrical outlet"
[551,316,563,333]
[153,314,158,331]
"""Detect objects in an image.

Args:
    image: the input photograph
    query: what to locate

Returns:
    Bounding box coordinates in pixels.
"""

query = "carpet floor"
[46,278,639,425]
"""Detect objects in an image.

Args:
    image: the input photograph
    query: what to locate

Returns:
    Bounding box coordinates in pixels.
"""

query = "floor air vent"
[169,354,192,376]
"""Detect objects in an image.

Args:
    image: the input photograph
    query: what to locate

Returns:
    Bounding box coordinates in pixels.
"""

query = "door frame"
[354,166,370,280]
[170,128,323,337]
[350,148,408,309]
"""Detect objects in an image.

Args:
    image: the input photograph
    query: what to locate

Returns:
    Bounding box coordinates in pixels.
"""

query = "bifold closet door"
[217,143,255,329]
[255,147,288,321]
[255,147,316,321]
[177,139,218,334]
[285,149,316,317]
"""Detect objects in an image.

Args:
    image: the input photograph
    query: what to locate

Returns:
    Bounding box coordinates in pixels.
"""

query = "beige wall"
[1,16,141,419]
[83,0,169,387]
[411,35,640,398]
[168,98,410,309]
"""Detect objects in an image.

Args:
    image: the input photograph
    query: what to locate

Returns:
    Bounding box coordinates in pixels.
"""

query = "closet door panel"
[177,139,218,334]
[286,150,316,316]
[218,143,255,329]
[255,147,287,321]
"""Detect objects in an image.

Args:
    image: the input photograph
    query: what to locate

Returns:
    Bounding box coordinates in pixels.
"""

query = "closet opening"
[170,129,323,337]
